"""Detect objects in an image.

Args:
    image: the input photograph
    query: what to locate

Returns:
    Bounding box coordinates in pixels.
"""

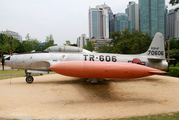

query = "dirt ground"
[0,74,179,119]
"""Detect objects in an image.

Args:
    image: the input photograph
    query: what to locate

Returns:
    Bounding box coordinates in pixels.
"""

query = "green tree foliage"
[169,67,179,77]
[170,39,177,49]
[64,40,71,46]
[176,40,179,49]
[63,40,77,46]
[169,0,179,11]
[19,33,42,53]
[166,39,179,66]
[45,34,54,48]
[110,31,123,45]
[0,32,57,54]
[0,33,20,54]
[176,62,179,67]
[98,29,152,54]
[83,41,95,52]
[70,44,77,47]
[170,49,179,65]
[97,40,113,53]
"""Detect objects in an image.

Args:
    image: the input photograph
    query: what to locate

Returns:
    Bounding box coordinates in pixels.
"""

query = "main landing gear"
[26,76,34,84]
[86,78,104,84]
[25,70,34,84]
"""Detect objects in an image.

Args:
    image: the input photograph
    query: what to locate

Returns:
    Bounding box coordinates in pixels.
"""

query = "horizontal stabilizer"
[148,58,175,62]
[148,58,165,62]
[27,70,49,74]
[166,58,176,61]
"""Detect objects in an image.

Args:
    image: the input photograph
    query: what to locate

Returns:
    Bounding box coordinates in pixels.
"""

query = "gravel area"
[0,74,179,119]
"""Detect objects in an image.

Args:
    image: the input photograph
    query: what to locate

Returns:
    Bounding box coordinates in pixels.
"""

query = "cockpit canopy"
[44,46,91,53]
[4,56,10,60]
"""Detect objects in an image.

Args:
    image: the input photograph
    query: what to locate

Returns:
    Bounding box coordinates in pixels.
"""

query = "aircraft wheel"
[26,76,34,84]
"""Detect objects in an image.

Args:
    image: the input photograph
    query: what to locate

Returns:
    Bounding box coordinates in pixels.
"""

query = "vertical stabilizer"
[146,32,165,59]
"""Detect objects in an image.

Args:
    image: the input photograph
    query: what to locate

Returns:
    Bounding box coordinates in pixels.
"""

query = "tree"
[170,49,179,66]
[110,31,122,46]
[170,39,177,49]
[0,33,20,54]
[176,39,179,49]
[64,40,71,46]
[45,34,54,48]
[70,43,77,47]
[0,33,11,54]
[21,33,42,52]
[169,0,179,11]
[83,41,95,52]
[63,40,77,46]
[109,29,152,54]
[97,40,113,53]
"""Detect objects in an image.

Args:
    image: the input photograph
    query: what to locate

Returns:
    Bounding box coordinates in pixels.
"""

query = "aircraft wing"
[27,70,49,74]
[25,61,51,74]
[29,61,50,70]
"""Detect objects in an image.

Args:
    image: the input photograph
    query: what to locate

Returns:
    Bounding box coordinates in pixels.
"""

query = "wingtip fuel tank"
[50,61,166,79]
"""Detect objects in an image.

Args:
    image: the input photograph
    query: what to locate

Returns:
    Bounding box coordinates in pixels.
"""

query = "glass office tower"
[167,9,179,40]
[139,0,165,37]
[125,1,139,33]
[114,13,130,32]
[89,4,113,39]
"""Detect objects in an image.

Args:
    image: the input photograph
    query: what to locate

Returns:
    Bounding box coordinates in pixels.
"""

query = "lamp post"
[2,52,4,70]
[167,36,170,67]
[0,50,4,70]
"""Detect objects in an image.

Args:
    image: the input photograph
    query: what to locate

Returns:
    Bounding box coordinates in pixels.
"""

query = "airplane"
[5,32,168,84]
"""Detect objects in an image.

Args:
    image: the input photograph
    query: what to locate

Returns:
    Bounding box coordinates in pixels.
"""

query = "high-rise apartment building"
[167,9,179,40]
[139,0,165,37]
[165,5,168,40]
[77,34,87,48]
[114,13,130,32]
[89,4,113,39]
[125,1,139,33]
[103,4,114,34]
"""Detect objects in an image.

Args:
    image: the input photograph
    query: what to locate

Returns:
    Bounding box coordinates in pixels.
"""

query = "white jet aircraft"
[5,32,168,83]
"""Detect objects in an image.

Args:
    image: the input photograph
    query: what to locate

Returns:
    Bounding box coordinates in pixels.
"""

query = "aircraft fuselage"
[6,52,168,71]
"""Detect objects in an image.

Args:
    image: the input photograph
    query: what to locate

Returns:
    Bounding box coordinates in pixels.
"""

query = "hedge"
[169,67,179,77]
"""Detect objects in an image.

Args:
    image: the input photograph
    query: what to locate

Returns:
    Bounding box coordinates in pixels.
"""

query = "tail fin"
[145,32,165,59]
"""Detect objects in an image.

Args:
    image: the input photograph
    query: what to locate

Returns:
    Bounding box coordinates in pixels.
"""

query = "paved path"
[0,74,179,119]
[0,65,11,70]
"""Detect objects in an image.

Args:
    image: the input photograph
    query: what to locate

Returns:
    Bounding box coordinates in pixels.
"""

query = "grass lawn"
[0,69,26,80]
[0,69,55,80]
[117,112,179,120]
[1,112,179,120]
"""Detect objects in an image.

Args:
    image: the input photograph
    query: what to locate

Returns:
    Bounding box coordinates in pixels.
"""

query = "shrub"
[170,64,174,67]
[169,67,179,77]
[176,62,179,67]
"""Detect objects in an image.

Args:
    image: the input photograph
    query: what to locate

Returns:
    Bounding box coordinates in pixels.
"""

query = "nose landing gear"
[26,76,34,84]
[25,70,34,84]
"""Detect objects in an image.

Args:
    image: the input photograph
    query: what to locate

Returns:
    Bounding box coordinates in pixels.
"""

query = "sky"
[0,0,177,45]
